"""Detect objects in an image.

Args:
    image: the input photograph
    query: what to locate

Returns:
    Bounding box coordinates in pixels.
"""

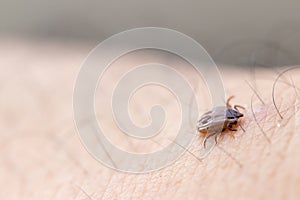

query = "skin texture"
[1,38,300,200]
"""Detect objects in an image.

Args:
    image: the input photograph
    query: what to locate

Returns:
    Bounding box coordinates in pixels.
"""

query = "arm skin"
[1,40,299,199]
[88,69,300,200]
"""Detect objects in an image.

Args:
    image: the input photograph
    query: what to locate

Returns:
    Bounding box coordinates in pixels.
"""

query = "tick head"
[226,108,243,119]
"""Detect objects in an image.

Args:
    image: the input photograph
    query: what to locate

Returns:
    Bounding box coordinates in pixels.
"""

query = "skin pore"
[1,40,300,199]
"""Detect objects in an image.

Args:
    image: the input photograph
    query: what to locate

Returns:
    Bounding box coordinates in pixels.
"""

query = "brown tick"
[196,96,244,147]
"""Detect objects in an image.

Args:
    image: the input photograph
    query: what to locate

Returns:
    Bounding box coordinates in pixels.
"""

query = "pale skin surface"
[1,38,300,199]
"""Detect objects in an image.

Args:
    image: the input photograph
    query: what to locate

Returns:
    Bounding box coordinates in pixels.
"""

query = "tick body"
[196,96,244,147]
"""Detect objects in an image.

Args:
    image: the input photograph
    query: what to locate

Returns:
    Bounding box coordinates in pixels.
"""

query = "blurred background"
[1,0,300,67]
[1,0,300,199]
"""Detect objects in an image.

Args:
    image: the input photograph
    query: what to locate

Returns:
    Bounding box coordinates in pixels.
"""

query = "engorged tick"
[196,96,244,148]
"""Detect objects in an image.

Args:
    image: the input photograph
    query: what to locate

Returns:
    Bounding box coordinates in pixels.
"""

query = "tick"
[196,96,244,147]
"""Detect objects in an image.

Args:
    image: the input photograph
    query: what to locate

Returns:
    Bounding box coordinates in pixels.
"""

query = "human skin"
[1,39,300,199]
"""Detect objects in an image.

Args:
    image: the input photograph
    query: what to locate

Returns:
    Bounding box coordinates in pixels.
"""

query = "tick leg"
[214,134,218,144]
[203,132,217,148]
[203,137,208,149]
[226,95,235,108]
[203,137,209,149]
[234,104,245,112]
